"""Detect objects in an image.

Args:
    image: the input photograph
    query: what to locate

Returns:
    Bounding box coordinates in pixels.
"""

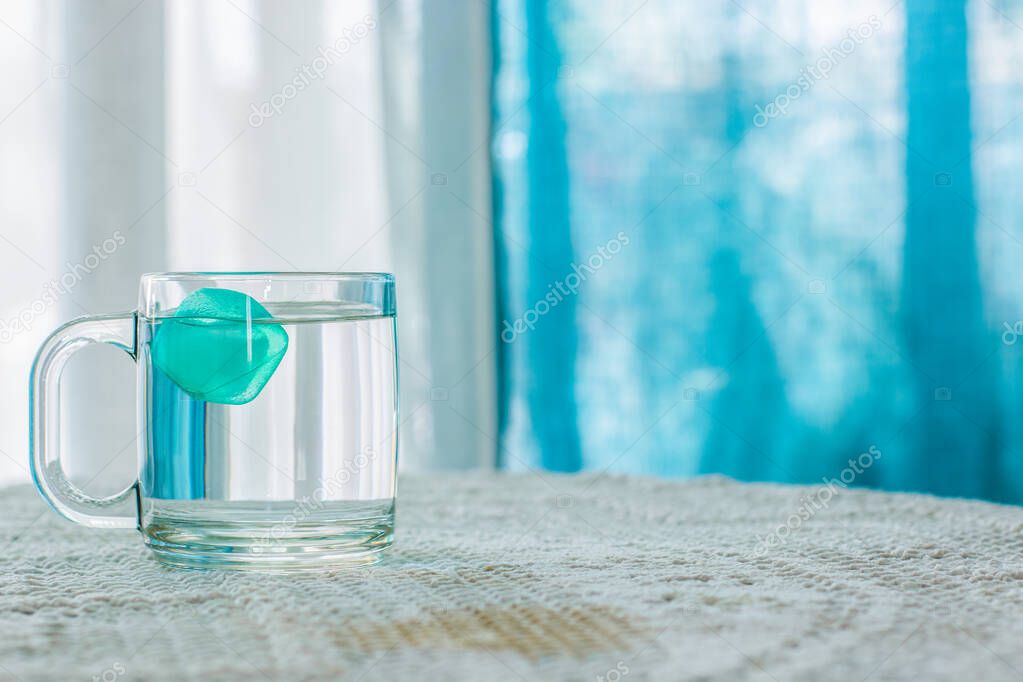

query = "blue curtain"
[492,0,1023,502]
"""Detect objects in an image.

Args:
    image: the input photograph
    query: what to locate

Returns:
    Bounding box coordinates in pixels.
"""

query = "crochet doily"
[2,473,1022,681]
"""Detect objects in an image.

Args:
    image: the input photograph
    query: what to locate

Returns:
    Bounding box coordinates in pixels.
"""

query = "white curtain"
[0,0,496,487]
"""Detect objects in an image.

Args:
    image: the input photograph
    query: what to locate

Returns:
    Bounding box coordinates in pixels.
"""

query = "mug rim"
[138,272,396,318]
[141,271,394,283]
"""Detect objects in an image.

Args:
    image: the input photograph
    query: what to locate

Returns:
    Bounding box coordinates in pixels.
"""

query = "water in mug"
[137,301,397,562]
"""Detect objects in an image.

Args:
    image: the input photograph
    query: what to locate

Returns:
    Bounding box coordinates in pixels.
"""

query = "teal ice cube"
[151,288,288,405]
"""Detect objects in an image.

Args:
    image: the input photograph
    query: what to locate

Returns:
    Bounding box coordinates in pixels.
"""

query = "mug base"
[145,542,390,571]
[140,498,394,571]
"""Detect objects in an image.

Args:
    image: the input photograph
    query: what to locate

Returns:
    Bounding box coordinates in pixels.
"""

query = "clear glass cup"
[30,272,398,569]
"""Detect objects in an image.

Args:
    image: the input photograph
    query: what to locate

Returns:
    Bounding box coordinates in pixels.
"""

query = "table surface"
[2,472,1023,681]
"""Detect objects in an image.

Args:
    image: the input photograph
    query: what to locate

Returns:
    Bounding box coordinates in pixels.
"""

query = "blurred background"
[3,0,1023,503]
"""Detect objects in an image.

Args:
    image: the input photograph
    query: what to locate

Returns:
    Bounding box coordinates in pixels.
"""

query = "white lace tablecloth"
[2,473,1023,681]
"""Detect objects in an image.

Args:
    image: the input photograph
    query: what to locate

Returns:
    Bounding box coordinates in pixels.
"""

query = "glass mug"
[30,272,398,569]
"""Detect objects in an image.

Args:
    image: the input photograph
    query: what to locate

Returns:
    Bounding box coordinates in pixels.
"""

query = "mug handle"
[29,312,139,529]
